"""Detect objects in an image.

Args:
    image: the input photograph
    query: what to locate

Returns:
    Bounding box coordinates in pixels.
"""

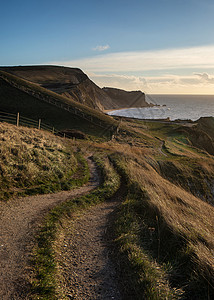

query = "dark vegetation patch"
[174,125,214,155]
[0,74,115,140]
[57,129,87,140]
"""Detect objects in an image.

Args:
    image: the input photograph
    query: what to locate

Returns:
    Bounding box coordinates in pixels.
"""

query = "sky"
[1,0,214,94]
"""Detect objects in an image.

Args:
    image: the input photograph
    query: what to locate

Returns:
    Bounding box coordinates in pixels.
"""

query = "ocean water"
[108,94,214,121]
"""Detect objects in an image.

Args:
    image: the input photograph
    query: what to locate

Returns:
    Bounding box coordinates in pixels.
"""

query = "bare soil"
[0,158,99,300]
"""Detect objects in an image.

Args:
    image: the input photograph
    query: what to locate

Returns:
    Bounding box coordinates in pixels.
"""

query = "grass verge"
[110,155,180,300]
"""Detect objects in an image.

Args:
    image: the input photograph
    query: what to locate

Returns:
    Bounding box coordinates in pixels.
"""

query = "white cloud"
[89,72,214,94]
[92,44,110,51]
[52,45,214,72]
[88,73,148,91]
[194,72,214,83]
[48,45,214,93]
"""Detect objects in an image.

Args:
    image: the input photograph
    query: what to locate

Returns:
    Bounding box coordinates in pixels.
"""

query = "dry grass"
[0,112,213,298]
[113,153,214,298]
[0,122,77,200]
[73,127,214,298]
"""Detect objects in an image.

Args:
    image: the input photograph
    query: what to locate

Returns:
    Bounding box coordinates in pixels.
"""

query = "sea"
[107,94,214,121]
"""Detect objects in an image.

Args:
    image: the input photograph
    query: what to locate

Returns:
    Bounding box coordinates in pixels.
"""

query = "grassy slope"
[0,77,91,130]
[0,71,118,139]
[110,153,214,299]
[0,122,90,201]
[106,119,214,299]
[0,71,159,143]
[0,65,115,111]
[54,127,214,299]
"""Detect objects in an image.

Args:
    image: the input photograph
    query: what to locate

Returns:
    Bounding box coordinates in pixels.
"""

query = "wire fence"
[0,110,64,137]
[0,72,115,131]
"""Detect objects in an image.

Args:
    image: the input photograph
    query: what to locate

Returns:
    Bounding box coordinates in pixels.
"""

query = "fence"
[0,72,115,131]
[0,111,64,136]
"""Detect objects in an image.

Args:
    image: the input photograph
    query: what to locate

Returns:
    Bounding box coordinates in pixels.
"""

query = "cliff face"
[102,87,150,110]
[0,66,150,111]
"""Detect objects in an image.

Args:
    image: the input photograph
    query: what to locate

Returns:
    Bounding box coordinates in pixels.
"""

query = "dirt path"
[155,137,167,157]
[159,140,167,156]
[55,197,122,300]
[0,158,99,300]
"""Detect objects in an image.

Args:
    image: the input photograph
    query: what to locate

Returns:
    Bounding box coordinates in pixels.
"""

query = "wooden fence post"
[16,112,19,127]
[38,119,41,130]
[52,127,55,134]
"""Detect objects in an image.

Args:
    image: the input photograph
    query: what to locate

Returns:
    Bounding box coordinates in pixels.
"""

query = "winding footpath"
[0,159,100,299]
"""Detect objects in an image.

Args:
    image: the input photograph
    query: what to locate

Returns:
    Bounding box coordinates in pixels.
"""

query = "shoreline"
[104,104,161,113]
[105,110,195,125]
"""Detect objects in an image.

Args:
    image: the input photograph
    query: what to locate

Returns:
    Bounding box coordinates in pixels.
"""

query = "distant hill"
[102,87,151,110]
[0,66,151,111]
[0,70,118,139]
[196,116,214,139]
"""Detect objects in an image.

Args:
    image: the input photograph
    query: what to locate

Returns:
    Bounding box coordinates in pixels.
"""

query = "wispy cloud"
[53,45,214,72]
[89,72,214,94]
[48,45,214,93]
[194,72,214,83]
[92,44,110,51]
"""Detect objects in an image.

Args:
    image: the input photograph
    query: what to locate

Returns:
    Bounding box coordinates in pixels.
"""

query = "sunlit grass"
[111,153,214,299]
[0,122,78,201]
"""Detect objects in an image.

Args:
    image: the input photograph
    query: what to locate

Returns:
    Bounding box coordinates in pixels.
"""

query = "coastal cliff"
[102,87,151,110]
[0,66,151,112]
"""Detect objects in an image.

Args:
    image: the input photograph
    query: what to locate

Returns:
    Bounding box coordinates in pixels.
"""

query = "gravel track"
[55,199,122,300]
[0,158,98,300]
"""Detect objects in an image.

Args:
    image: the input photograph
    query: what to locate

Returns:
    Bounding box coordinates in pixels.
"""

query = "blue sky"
[1,0,214,93]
